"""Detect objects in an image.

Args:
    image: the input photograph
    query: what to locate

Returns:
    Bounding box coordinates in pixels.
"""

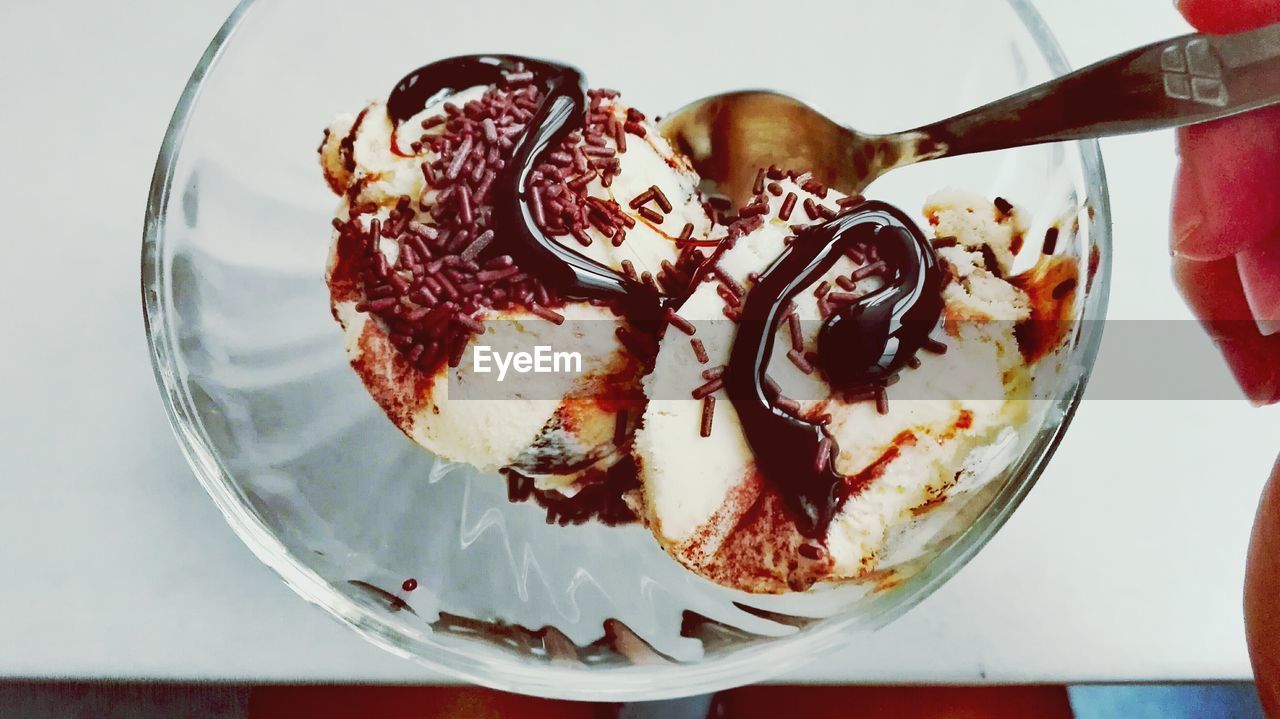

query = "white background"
[1,0,1278,683]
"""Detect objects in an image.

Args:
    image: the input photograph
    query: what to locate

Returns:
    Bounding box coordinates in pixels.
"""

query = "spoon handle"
[912,23,1280,157]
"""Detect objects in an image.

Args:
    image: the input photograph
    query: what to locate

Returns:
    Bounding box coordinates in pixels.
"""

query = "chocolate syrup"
[387,58,945,539]
[386,55,663,321]
[725,201,944,538]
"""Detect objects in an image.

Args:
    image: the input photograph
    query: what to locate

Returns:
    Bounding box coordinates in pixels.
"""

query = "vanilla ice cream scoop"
[635,177,1077,593]
[321,59,713,522]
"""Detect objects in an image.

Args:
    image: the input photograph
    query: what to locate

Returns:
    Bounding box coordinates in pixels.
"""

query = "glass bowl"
[142,0,1110,701]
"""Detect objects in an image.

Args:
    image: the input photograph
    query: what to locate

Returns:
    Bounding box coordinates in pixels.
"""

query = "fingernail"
[1171,161,1205,256]
[1237,239,1280,337]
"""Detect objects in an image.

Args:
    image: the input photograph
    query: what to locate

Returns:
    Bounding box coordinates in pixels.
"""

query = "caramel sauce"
[1011,254,1080,364]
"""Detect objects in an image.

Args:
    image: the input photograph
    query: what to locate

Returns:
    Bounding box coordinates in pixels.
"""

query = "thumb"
[1246,454,1280,715]
[1177,0,1280,32]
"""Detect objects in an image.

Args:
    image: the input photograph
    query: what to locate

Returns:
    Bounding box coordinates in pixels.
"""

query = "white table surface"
[3,0,1278,684]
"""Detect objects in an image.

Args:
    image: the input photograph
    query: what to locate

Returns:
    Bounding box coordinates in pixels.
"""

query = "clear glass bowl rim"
[140,0,1112,701]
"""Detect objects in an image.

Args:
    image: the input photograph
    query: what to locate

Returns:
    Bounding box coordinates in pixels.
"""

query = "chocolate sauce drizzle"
[725,201,944,538]
[387,55,663,321]
[387,57,944,539]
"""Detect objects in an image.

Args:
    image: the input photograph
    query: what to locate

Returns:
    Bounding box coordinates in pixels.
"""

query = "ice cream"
[321,63,713,522]
[319,56,1080,593]
[635,174,1077,593]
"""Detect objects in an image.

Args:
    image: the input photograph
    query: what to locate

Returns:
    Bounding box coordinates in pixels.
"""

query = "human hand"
[1172,0,1280,405]
[1174,5,1280,714]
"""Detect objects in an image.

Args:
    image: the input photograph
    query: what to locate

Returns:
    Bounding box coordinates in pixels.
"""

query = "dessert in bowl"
[143,0,1109,699]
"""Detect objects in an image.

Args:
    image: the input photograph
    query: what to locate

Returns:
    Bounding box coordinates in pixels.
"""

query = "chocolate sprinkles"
[651,185,672,213]
[787,348,814,374]
[614,409,629,446]
[787,312,804,351]
[1043,226,1059,255]
[700,396,716,437]
[1052,277,1077,299]
[340,65,681,376]
[637,206,665,224]
[665,307,695,335]
[692,376,724,399]
[690,337,709,364]
[779,193,797,221]
[628,187,656,209]
[530,303,565,324]
[875,386,889,415]
[922,337,948,354]
[813,437,832,473]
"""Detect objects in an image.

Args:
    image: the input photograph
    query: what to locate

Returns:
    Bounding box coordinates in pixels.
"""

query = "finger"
[1172,254,1280,404]
[1245,455,1280,717]
[1177,0,1280,32]
[1172,107,1280,261]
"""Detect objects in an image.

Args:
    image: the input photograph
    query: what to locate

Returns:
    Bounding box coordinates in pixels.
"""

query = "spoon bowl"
[659,91,904,205]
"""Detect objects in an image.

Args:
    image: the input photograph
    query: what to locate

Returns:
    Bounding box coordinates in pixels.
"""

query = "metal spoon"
[660,23,1280,205]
